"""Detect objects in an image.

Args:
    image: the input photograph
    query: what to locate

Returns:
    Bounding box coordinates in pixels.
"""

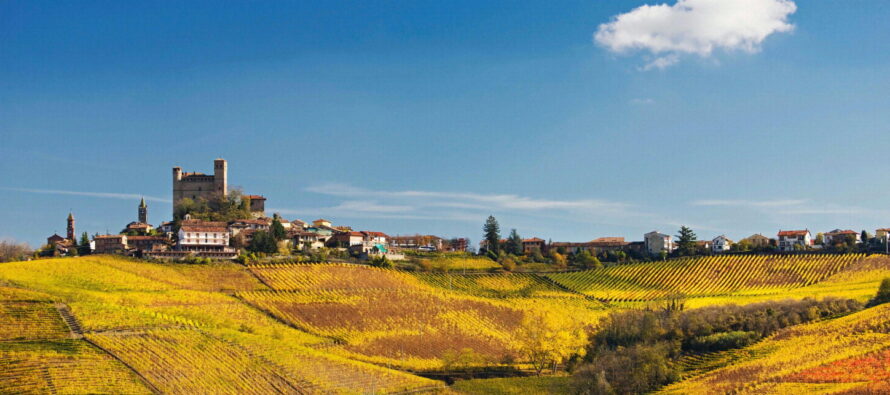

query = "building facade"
[777,230,812,251]
[712,235,732,253]
[644,231,674,255]
[177,220,232,252]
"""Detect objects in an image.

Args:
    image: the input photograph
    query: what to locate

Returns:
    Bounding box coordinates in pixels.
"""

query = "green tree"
[483,215,501,255]
[506,229,523,256]
[270,217,286,242]
[369,255,394,269]
[78,232,91,256]
[675,226,698,256]
[247,231,278,254]
[574,250,603,269]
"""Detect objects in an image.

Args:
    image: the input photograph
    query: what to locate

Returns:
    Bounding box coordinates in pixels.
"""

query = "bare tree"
[0,239,32,262]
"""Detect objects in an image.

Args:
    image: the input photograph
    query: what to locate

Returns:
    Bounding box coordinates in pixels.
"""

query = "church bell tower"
[67,213,75,242]
[138,197,148,224]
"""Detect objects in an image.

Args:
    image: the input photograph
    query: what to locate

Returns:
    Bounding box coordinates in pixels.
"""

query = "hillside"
[1,253,888,394]
[659,303,890,394]
[0,256,440,394]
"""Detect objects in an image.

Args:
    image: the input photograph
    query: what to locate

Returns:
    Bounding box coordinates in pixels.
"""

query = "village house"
[444,238,469,252]
[228,218,271,236]
[823,229,860,246]
[777,230,812,252]
[644,231,674,255]
[94,235,127,254]
[328,231,366,248]
[313,219,333,228]
[588,237,630,253]
[390,235,445,251]
[741,234,772,249]
[521,237,546,254]
[712,235,733,253]
[696,240,712,251]
[291,230,324,250]
[876,228,890,242]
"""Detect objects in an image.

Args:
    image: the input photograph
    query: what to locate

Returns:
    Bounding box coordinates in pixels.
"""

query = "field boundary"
[81,336,163,395]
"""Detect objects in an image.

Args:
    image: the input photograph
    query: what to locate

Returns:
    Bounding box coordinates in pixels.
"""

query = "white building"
[712,235,733,253]
[644,231,674,255]
[178,220,233,252]
[777,230,812,252]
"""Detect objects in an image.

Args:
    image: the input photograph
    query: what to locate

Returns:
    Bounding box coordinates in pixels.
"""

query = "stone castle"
[172,158,228,211]
[172,158,264,215]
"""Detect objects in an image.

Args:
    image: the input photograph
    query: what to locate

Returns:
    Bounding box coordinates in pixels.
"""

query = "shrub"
[687,331,759,353]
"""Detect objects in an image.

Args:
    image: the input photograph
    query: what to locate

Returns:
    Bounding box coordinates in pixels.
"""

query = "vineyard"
[547,254,865,301]
[1,253,888,393]
[413,272,584,299]
[238,288,525,370]
[248,263,424,291]
[0,256,442,394]
[659,302,890,394]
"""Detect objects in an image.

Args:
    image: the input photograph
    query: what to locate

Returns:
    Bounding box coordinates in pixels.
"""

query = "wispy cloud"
[692,199,808,208]
[630,98,656,105]
[1,187,171,203]
[595,0,797,70]
[305,183,632,213]
[691,198,890,218]
[262,182,670,228]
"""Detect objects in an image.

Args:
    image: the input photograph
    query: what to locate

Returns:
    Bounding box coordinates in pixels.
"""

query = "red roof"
[778,230,810,237]
[362,231,389,238]
[522,238,545,243]
[245,195,266,200]
[826,229,857,235]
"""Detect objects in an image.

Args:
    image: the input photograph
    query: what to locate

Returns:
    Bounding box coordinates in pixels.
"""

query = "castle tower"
[172,166,182,213]
[67,213,75,242]
[138,197,148,224]
[214,159,228,196]
[172,159,227,215]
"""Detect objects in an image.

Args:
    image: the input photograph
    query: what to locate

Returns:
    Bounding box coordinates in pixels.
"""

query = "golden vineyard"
[1,253,889,394]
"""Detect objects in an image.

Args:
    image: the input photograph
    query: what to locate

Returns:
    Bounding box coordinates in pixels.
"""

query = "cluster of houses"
[48,205,469,260]
[44,159,468,261]
[499,228,890,259]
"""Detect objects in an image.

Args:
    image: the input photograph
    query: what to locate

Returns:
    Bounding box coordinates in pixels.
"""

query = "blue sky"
[2,0,890,247]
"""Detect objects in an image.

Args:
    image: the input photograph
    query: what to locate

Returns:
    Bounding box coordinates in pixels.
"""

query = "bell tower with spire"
[67,212,75,242]
[138,197,148,224]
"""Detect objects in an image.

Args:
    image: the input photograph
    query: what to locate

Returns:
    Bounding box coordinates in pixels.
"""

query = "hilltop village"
[41,158,890,264]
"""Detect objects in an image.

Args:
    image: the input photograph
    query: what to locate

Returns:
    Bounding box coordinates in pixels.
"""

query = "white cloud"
[1,187,171,203]
[595,0,797,69]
